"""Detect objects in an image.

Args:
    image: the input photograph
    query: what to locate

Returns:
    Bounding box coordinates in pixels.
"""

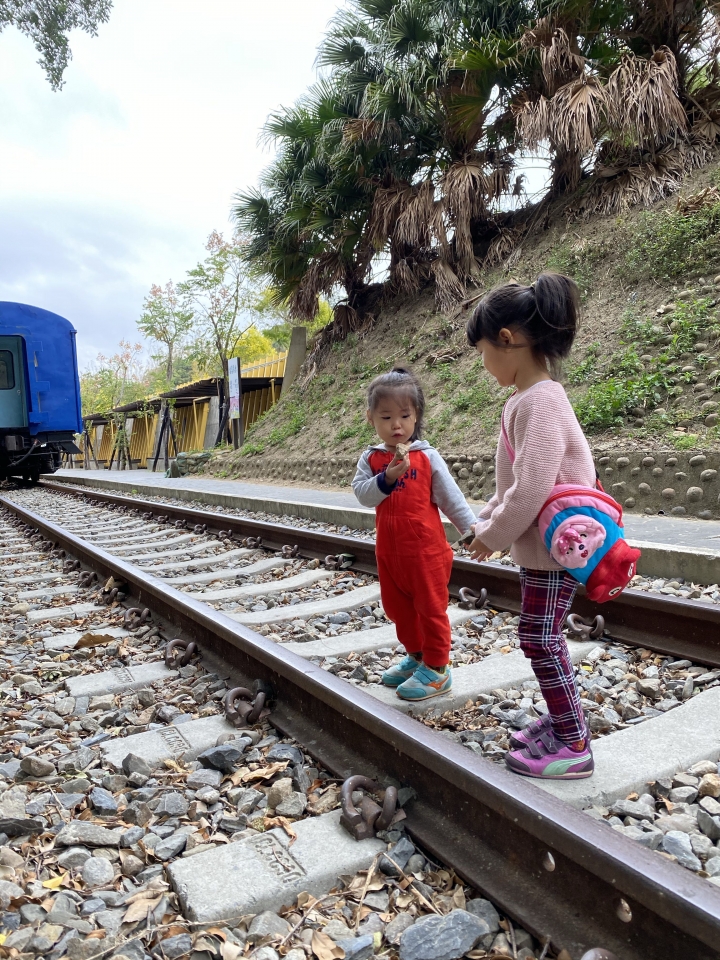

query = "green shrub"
[623,204,720,281]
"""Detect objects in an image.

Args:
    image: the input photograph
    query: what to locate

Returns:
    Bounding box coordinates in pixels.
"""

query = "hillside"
[204,154,720,518]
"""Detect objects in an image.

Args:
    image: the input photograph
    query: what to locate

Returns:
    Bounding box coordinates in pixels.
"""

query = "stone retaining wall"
[228,450,720,519]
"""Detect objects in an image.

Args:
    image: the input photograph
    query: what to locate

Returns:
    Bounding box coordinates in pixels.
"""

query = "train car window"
[0,351,15,390]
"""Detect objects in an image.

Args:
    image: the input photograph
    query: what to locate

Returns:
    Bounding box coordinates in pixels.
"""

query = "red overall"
[368,449,454,667]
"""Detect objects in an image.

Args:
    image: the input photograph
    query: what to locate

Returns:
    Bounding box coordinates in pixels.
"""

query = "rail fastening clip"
[340,775,400,841]
[165,638,197,668]
[458,587,488,610]
[224,679,275,727]
[324,553,355,570]
[566,613,605,639]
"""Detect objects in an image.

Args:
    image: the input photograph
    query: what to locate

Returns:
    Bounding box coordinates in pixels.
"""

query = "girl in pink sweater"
[467,273,596,780]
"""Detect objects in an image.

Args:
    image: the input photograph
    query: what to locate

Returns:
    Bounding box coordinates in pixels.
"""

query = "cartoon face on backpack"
[550,517,606,569]
[538,484,641,603]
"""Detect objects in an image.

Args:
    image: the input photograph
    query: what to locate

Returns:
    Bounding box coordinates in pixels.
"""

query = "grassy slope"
[211,155,720,476]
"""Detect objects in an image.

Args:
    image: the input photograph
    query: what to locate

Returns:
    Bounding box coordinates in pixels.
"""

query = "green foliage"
[572,298,720,431]
[572,367,666,432]
[265,402,307,446]
[672,434,699,450]
[137,281,194,383]
[335,414,374,445]
[1,0,111,89]
[238,441,265,456]
[567,343,601,385]
[79,340,147,417]
[547,242,603,297]
[623,204,720,281]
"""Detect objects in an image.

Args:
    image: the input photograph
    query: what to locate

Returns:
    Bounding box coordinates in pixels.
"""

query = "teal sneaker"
[396,664,452,701]
[382,654,422,687]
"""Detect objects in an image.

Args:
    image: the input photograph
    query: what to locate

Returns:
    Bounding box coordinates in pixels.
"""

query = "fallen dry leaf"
[41,873,65,890]
[123,895,163,923]
[74,633,117,649]
[221,943,244,960]
[262,817,297,845]
[311,931,345,960]
[242,761,289,783]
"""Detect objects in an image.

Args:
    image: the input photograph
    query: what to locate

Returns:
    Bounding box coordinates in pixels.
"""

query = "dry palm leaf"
[521,23,585,92]
[390,257,421,295]
[432,258,465,312]
[676,186,720,213]
[367,182,415,249]
[550,76,607,154]
[606,48,686,142]
[395,180,436,250]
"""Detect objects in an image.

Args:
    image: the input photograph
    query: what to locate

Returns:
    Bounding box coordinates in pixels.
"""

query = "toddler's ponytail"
[466,271,579,375]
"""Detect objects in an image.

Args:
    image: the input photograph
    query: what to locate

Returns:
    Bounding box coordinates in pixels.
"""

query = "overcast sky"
[0,0,342,368]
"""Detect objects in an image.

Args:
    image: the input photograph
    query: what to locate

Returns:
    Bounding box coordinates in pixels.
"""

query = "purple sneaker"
[509,714,590,750]
[505,730,594,780]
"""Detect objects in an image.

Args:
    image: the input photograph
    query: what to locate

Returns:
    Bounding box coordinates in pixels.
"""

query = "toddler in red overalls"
[352,368,476,701]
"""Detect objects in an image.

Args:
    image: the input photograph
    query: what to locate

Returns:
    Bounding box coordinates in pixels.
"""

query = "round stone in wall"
[665,457,678,466]
[652,467,664,476]
[671,506,687,516]
[661,488,676,500]
[689,455,707,467]
[698,510,714,520]
[638,483,651,495]
[624,497,636,507]
[616,457,630,467]
[642,456,656,466]
[701,469,718,482]
[706,414,718,426]
[687,486,704,502]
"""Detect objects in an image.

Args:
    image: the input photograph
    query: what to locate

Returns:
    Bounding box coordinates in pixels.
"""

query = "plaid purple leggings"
[518,568,586,744]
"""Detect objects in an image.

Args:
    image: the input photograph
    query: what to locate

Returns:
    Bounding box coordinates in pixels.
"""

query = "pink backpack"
[501,404,640,603]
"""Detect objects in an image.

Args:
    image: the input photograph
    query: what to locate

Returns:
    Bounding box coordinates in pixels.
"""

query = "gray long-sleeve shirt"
[352,440,476,536]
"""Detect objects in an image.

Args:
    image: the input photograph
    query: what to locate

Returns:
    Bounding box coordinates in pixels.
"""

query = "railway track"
[0,482,718,960]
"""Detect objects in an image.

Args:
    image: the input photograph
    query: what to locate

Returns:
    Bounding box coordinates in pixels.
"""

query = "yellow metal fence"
[76,351,288,467]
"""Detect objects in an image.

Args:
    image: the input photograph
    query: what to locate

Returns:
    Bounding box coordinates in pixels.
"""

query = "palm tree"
[513,0,720,207]
[319,0,530,306]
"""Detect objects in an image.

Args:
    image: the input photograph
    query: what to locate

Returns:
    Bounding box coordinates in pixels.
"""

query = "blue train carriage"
[0,302,83,483]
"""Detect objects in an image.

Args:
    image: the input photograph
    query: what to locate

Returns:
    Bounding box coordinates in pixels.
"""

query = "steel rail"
[4,493,720,959]
[41,478,720,667]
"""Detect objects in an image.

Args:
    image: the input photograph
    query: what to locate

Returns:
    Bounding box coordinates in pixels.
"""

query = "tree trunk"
[166,343,174,384]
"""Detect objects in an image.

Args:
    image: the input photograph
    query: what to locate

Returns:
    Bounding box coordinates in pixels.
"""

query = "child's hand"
[386,453,410,483]
[469,536,493,561]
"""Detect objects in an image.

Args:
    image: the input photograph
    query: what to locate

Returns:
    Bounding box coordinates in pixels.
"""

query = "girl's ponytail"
[532,272,579,363]
[466,271,579,375]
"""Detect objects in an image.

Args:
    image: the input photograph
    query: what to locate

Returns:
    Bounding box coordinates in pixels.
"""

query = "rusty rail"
[3,491,720,959]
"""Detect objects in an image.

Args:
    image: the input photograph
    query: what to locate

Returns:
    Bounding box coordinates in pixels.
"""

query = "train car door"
[0,337,27,428]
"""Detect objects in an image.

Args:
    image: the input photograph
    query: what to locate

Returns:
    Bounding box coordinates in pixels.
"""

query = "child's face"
[475,328,533,388]
[367,396,417,448]
[475,338,517,388]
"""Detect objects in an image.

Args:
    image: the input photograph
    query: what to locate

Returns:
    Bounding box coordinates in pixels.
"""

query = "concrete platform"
[50,470,720,583]
[168,809,385,922]
[539,686,720,809]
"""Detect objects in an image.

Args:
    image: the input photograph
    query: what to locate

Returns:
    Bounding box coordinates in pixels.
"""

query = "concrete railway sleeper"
[0,495,718,957]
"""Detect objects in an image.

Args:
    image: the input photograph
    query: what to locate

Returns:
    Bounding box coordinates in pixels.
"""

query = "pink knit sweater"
[475,380,596,570]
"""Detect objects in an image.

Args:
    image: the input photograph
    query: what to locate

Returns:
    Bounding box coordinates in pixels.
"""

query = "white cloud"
[0,0,342,367]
